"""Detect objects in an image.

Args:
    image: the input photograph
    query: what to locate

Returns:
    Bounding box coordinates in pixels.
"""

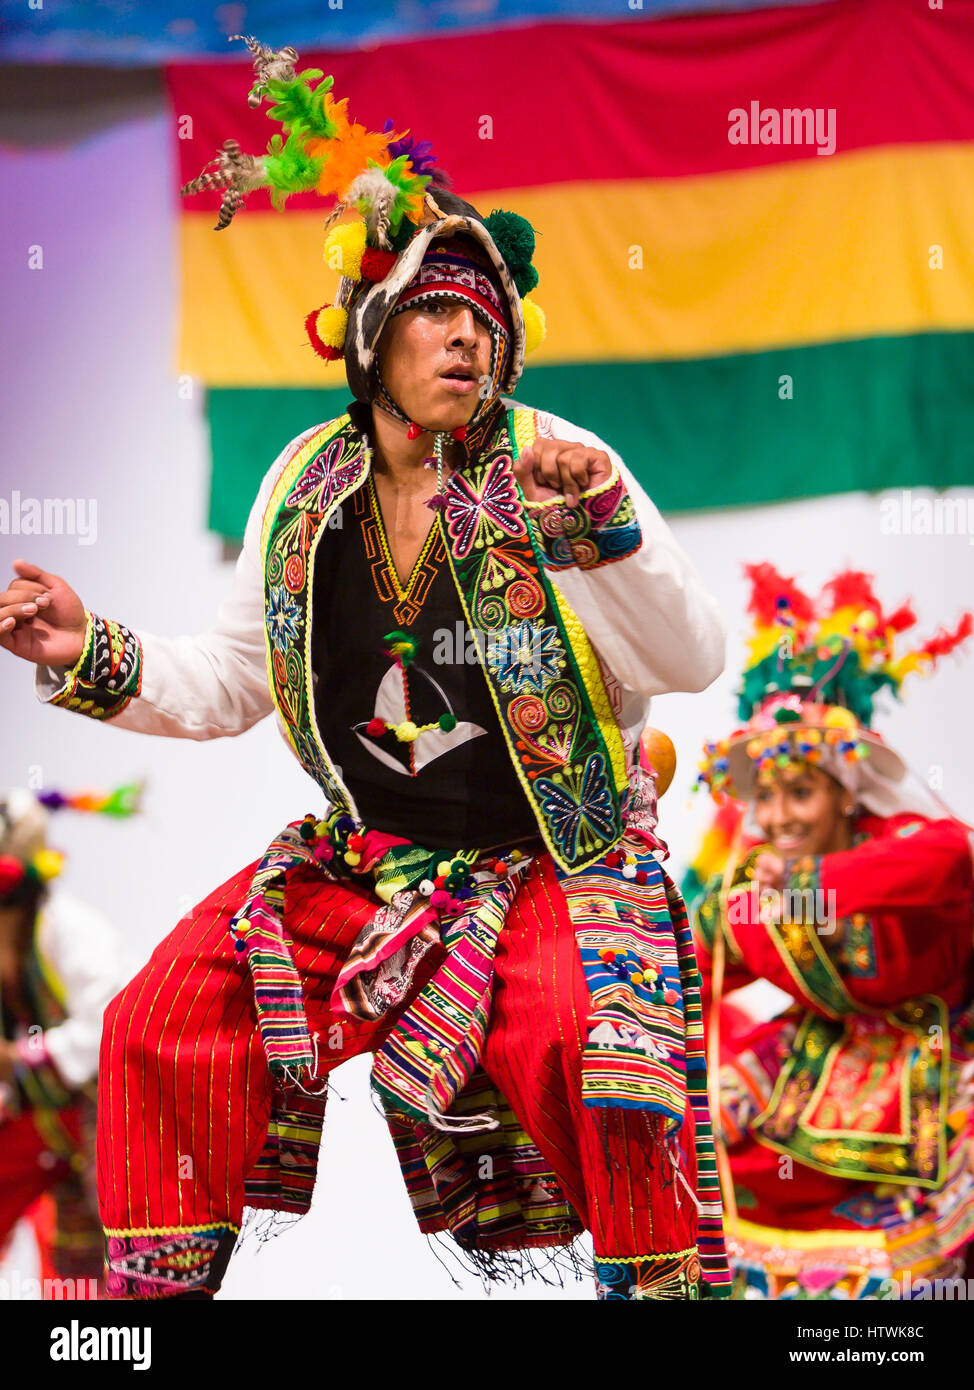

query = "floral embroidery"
[535,754,616,860]
[443,454,526,557]
[265,585,302,652]
[485,620,563,694]
[262,410,627,871]
[526,465,641,572]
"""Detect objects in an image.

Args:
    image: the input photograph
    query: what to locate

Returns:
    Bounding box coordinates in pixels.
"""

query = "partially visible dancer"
[0,785,136,1298]
[690,565,974,1299]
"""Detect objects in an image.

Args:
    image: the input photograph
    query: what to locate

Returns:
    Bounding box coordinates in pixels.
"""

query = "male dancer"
[1,50,728,1300]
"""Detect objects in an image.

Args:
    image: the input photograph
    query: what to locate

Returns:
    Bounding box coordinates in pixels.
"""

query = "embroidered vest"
[259,407,630,872]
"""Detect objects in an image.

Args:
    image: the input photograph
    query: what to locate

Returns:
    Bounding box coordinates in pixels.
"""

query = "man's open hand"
[0,560,87,668]
[514,440,613,508]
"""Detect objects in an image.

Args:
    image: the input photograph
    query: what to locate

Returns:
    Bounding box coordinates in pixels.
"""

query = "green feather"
[263,131,323,209]
[361,157,430,236]
[265,70,336,141]
[736,645,896,727]
[99,781,143,817]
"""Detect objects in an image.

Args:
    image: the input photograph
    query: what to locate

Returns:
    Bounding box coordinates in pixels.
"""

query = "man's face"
[376,297,493,433]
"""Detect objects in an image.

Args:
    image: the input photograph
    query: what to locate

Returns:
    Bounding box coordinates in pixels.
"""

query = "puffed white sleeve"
[33,426,321,739]
[523,409,726,697]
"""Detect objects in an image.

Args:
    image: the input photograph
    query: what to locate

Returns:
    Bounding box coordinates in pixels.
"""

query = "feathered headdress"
[180,38,546,373]
[696,564,972,801]
[0,781,143,896]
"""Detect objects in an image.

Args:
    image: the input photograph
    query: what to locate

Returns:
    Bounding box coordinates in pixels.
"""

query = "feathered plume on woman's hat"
[696,563,972,802]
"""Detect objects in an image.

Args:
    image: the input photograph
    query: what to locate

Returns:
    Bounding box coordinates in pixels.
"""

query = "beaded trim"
[48,610,143,721]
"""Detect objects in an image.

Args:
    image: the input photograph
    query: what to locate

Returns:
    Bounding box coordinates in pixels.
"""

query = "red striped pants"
[97,853,697,1296]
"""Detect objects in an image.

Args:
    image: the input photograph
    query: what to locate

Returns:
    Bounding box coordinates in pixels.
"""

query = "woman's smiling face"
[753,764,852,857]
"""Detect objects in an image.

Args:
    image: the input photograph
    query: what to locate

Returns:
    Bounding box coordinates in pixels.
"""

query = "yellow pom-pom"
[396,720,420,743]
[315,305,348,350]
[32,849,64,882]
[522,295,546,354]
[323,222,368,280]
[824,706,857,731]
[344,850,362,867]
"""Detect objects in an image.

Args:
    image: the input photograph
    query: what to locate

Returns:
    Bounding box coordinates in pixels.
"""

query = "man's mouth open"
[439,364,480,395]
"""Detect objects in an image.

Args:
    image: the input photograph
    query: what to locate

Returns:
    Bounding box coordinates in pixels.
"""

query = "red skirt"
[98,853,700,1297]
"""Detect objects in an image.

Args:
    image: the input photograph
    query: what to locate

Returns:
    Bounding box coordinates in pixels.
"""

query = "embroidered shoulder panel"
[438,409,627,870]
[261,414,369,813]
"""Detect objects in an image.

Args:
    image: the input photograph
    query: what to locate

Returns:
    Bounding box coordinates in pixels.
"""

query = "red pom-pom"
[635,870,649,885]
[451,426,467,442]
[0,855,25,895]
[605,851,622,868]
[360,247,397,282]
[434,874,447,889]
[494,861,509,878]
[365,717,387,738]
[348,832,365,852]
[304,306,344,362]
[407,423,424,440]
[663,988,678,1005]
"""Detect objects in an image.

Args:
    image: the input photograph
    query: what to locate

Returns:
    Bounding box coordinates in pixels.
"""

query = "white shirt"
[35,407,726,770]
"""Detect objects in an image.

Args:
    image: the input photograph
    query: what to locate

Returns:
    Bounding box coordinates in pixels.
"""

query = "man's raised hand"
[513,440,613,508]
[0,560,87,668]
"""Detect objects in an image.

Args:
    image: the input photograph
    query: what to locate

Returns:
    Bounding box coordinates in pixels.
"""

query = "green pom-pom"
[438,713,458,732]
[383,629,418,667]
[484,209,540,298]
[774,708,802,724]
[389,219,417,254]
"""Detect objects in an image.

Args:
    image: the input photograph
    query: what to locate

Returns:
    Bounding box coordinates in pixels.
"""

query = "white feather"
[345,169,398,249]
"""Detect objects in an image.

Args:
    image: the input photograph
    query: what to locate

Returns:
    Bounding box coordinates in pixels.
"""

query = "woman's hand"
[753,850,785,896]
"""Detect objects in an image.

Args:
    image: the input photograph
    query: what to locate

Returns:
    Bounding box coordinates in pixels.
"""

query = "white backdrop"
[2,110,972,1300]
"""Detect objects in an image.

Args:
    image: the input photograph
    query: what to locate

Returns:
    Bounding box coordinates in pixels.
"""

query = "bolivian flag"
[165,0,974,542]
